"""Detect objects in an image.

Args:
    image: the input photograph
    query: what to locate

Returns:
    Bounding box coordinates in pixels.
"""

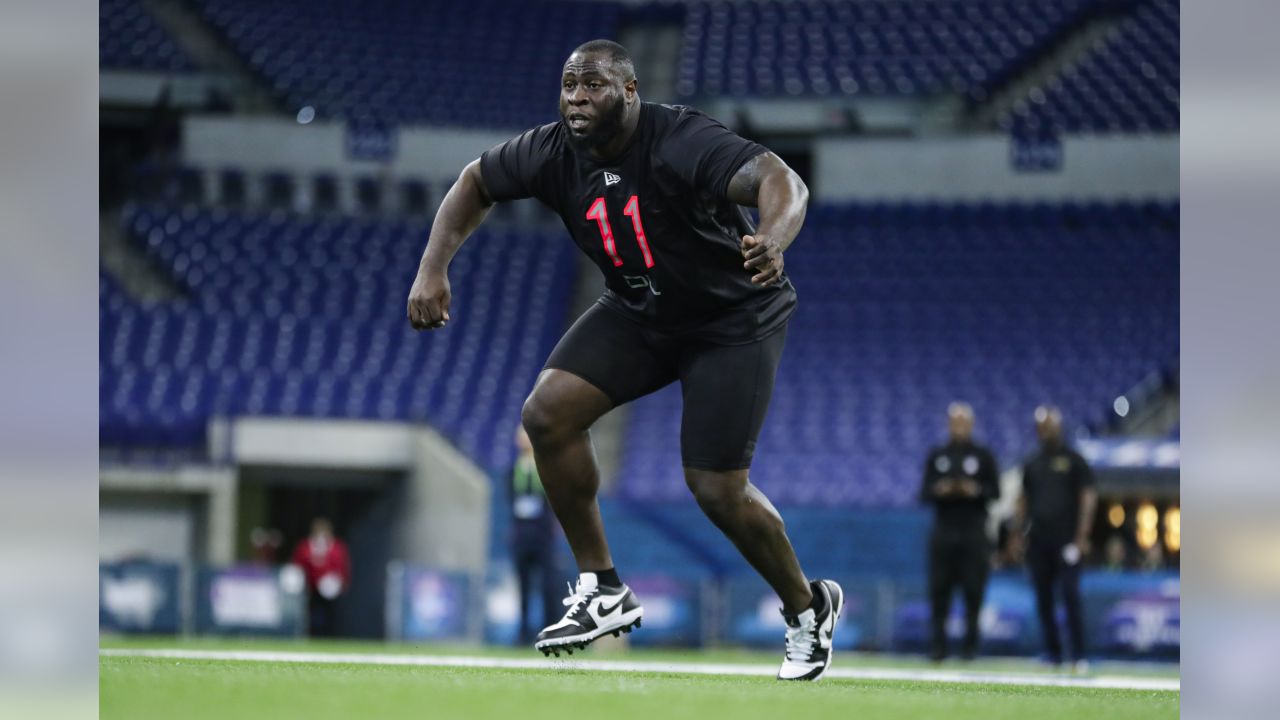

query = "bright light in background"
[1136,502,1159,549]
[1113,395,1130,417]
[296,106,316,124]
[1108,503,1126,528]
[1165,506,1180,552]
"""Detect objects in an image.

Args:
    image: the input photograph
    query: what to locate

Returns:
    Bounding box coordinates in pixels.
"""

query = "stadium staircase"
[1104,368,1180,438]
[101,0,197,72]
[997,0,1178,133]
[967,12,1129,130]
[618,3,686,105]
[100,209,184,303]
[141,0,284,113]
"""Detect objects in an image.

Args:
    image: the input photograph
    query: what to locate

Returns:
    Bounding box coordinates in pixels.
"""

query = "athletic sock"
[782,586,824,620]
[587,567,622,588]
[808,583,827,616]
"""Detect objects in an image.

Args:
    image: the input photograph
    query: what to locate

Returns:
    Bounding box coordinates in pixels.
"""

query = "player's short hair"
[570,39,636,83]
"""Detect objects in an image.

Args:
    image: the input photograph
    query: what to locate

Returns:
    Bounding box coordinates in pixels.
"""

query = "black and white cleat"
[533,572,644,657]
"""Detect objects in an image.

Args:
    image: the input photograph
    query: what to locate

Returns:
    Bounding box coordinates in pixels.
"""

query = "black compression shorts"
[544,300,788,471]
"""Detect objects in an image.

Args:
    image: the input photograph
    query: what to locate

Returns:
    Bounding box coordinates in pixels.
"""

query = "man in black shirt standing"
[1016,406,1097,670]
[919,403,1000,662]
[406,40,842,680]
[509,425,559,645]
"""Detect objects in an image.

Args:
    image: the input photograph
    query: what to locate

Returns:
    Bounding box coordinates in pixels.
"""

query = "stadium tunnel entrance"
[237,465,406,639]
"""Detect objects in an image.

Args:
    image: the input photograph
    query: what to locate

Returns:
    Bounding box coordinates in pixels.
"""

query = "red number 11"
[586,195,654,269]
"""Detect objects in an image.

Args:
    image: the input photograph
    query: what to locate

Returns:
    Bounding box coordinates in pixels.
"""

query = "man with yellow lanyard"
[510,425,560,644]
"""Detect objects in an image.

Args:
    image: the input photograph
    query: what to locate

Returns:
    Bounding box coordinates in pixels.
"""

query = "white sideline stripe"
[100,648,1179,691]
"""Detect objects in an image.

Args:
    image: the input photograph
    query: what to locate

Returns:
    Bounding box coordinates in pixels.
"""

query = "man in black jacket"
[920,403,1000,661]
[1016,406,1097,670]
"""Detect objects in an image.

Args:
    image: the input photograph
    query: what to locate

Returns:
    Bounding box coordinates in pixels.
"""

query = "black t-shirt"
[919,440,1001,530]
[479,102,797,344]
[1022,444,1095,546]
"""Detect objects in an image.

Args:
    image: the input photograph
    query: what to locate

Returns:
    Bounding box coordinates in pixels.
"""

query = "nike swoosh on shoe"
[597,594,627,615]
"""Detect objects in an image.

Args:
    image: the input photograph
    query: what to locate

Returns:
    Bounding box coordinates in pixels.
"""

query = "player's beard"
[561,94,627,155]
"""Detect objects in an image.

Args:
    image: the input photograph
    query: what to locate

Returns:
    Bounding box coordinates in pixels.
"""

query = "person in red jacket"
[291,517,351,636]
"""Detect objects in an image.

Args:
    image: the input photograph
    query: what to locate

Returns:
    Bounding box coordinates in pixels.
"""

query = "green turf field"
[100,638,1179,720]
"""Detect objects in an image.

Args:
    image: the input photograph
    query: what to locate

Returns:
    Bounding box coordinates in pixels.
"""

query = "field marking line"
[100,648,1179,691]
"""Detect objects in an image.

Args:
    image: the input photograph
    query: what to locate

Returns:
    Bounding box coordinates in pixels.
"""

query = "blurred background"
[98,0,1178,660]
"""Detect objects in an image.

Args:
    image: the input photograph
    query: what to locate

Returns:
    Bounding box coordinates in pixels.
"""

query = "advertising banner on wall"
[890,571,1180,659]
[194,565,307,636]
[1091,573,1180,659]
[482,564,521,646]
[890,575,1036,655]
[624,575,705,647]
[722,575,881,650]
[386,564,476,642]
[100,561,182,634]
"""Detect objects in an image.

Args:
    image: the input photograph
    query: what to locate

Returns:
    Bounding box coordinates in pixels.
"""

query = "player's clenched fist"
[742,234,784,286]
[407,270,452,330]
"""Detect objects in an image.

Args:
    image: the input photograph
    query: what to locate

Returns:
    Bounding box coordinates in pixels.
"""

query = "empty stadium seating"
[676,0,1100,98]
[99,205,577,472]
[188,0,621,127]
[120,0,1178,134]
[100,0,196,72]
[1003,0,1178,133]
[618,200,1178,507]
[101,199,1176,504]
[677,0,1177,133]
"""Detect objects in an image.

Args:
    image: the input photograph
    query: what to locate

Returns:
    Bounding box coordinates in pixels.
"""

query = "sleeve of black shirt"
[478,124,559,203]
[981,448,1001,502]
[1020,457,1032,500]
[661,108,767,199]
[919,450,939,505]
[1072,451,1096,491]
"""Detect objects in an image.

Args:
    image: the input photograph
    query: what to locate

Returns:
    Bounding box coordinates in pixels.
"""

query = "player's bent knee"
[521,391,590,447]
[684,468,749,516]
[520,392,562,446]
[521,370,612,447]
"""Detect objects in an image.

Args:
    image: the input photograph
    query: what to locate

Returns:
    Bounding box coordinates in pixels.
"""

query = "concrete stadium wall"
[814,134,1178,201]
[101,70,229,108]
[182,116,1178,202]
[100,418,490,577]
[183,115,512,181]
[224,417,490,574]
[100,464,238,565]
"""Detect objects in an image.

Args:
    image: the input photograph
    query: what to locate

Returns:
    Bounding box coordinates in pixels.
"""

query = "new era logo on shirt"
[604,172,621,186]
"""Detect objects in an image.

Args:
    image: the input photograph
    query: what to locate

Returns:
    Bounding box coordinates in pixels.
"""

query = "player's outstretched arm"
[407,159,495,330]
[726,152,809,286]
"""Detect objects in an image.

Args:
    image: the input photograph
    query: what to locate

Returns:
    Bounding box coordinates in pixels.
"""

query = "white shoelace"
[784,617,818,661]
[561,580,594,616]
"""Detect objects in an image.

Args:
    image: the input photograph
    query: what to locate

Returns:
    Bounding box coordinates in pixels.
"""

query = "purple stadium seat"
[99,205,577,473]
